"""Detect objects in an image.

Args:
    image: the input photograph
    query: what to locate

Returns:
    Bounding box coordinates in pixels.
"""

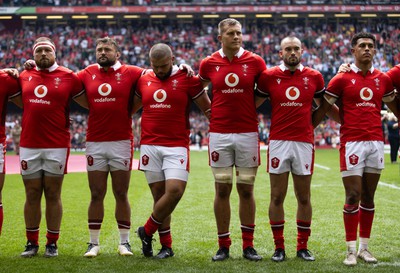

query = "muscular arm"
[9,94,23,109]
[193,91,212,119]
[132,94,143,114]
[73,92,89,109]
[312,94,336,128]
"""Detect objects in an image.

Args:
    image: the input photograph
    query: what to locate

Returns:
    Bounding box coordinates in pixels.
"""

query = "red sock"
[359,204,375,239]
[297,220,311,251]
[159,227,172,249]
[218,231,231,249]
[343,204,359,242]
[0,203,3,236]
[144,214,162,236]
[46,229,60,245]
[270,220,285,250]
[26,227,39,245]
[241,224,255,250]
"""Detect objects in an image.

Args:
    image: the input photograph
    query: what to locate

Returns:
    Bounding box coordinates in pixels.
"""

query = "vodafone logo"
[98,83,112,96]
[360,87,373,101]
[153,89,167,102]
[225,73,239,87]
[285,86,300,100]
[34,85,48,98]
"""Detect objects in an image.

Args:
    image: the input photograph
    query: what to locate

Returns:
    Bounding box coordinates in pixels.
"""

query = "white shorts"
[340,141,384,173]
[208,132,260,168]
[19,147,69,176]
[267,140,314,175]
[86,140,133,172]
[139,145,189,183]
[0,143,5,174]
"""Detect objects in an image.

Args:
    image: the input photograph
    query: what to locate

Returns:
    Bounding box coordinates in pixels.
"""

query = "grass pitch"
[0,149,399,273]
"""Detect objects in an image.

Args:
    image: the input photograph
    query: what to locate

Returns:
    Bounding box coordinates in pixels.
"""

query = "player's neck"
[354,62,372,76]
[222,48,239,62]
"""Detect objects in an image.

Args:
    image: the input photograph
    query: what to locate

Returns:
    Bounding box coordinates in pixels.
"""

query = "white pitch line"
[314,164,331,170]
[379,182,400,190]
[373,261,400,267]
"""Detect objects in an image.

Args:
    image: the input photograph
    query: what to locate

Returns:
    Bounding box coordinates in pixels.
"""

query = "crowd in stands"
[1,0,399,6]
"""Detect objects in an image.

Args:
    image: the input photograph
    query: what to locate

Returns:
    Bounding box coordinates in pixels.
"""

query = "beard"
[97,57,116,67]
[36,58,54,69]
[155,67,172,81]
[284,56,301,67]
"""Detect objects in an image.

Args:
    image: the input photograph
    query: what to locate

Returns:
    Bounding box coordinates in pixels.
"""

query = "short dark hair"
[351,32,376,47]
[95,37,120,52]
[218,18,241,35]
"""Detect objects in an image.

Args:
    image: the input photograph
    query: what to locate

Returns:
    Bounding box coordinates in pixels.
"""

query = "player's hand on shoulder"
[24,59,36,70]
[2,68,19,78]
[338,63,351,74]
[179,63,194,77]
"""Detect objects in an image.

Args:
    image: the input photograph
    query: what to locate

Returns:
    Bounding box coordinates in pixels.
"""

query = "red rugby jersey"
[257,64,325,144]
[19,64,84,148]
[136,66,204,148]
[0,71,21,144]
[199,48,266,133]
[78,62,144,142]
[326,64,394,143]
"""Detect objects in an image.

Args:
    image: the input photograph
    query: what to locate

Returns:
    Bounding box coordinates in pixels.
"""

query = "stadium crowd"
[1,18,398,151]
[1,0,399,6]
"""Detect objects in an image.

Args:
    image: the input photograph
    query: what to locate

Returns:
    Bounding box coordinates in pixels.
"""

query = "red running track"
[5,155,139,175]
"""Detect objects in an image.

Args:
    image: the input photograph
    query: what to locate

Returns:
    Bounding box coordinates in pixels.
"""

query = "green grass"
[0,149,399,272]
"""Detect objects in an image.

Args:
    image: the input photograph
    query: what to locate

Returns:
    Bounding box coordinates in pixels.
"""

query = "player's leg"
[0,173,4,236]
[152,177,186,259]
[293,173,315,261]
[267,140,293,262]
[84,141,111,257]
[21,174,43,257]
[236,167,261,261]
[212,167,233,261]
[0,144,5,236]
[357,171,380,264]
[209,133,236,261]
[85,170,108,257]
[148,180,173,258]
[234,132,261,261]
[269,172,289,262]
[110,170,132,256]
[342,174,362,266]
[19,147,44,258]
[43,173,64,257]
[356,141,383,263]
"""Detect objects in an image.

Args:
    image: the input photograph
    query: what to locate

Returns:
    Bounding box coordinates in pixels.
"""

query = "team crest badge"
[349,154,359,165]
[54,77,61,88]
[87,156,94,166]
[271,157,280,169]
[211,151,219,162]
[115,72,122,82]
[21,160,28,170]
[142,154,149,166]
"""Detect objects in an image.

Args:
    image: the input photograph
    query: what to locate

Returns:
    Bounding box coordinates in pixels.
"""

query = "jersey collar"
[35,62,59,72]
[279,63,304,72]
[218,47,245,59]
[350,63,374,74]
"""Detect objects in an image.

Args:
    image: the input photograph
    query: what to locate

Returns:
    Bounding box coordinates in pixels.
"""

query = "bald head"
[149,43,173,60]
[280,36,301,50]
[149,43,174,80]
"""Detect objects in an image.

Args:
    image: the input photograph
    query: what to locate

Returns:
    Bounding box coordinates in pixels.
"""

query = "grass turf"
[0,149,399,273]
